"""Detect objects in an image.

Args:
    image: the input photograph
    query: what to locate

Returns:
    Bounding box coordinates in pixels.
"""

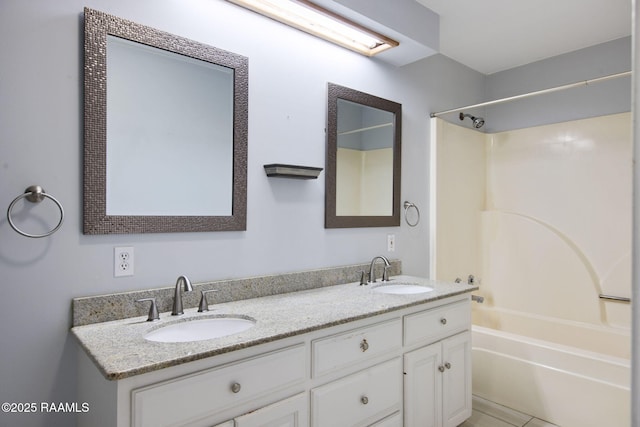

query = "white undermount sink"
[372,283,434,295]
[144,316,256,343]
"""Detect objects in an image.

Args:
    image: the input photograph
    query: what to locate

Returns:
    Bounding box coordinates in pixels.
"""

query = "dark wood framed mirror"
[325,83,402,228]
[83,8,248,234]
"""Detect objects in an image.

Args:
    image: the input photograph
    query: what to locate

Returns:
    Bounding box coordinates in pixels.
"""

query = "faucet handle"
[359,271,368,286]
[198,289,219,312]
[382,265,391,282]
[136,298,160,321]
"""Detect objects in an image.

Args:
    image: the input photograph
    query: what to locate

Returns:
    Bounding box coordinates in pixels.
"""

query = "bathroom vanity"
[73,274,475,427]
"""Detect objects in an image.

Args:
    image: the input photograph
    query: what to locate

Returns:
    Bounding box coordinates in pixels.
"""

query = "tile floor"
[459,396,560,427]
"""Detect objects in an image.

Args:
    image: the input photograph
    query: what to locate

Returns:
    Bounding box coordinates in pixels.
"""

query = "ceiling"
[415,0,632,75]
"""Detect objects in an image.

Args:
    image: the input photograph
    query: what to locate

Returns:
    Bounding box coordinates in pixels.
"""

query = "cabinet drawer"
[311,357,402,427]
[404,300,470,347]
[132,344,305,427]
[312,318,401,377]
[370,411,402,427]
[234,393,308,427]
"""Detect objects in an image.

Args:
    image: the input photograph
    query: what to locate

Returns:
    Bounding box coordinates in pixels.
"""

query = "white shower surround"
[431,113,632,426]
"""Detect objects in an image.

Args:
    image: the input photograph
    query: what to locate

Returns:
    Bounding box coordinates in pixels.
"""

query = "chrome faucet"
[171,275,193,315]
[368,256,391,283]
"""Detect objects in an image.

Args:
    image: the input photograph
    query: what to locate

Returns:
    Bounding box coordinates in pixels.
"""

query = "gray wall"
[484,37,632,133]
[0,1,483,426]
[432,37,631,134]
[0,1,631,426]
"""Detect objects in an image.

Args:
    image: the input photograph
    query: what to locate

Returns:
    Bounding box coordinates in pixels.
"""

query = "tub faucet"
[368,256,391,283]
[171,275,193,315]
[471,295,484,303]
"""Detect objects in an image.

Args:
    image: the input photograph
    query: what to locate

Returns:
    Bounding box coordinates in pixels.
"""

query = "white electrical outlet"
[387,234,395,252]
[114,246,134,277]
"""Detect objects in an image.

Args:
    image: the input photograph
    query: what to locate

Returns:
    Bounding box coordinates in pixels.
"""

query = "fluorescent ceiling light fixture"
[227,0,399,56]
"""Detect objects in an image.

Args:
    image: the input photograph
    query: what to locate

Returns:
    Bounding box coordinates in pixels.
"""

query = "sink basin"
[144,316,256,343]
[372,283,434,295]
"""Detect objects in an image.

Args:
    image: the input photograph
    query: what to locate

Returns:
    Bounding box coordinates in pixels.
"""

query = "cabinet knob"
[361,396,369,405]
[445,362,451,370]
[231,382,241,393]
[440,318,447,325]
[360,338,369,352]
[438,365,445,373]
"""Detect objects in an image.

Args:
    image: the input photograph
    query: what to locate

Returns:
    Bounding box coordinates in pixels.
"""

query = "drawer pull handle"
[445,362,451,370]
[360,339,369,352]
[361,396,369,405]
[438,365,445,373]
[231,382,241,393]
[440,318,447,325]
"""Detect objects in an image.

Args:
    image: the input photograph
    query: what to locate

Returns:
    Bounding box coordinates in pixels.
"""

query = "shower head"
[459,112,485,129]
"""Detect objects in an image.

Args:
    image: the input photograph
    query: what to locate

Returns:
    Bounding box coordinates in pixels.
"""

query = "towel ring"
[403,201,420,227]
[7,185,64,238]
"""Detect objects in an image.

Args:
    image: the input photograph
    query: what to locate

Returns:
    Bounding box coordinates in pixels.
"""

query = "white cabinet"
[403,300,472,427]
[404,331,471,427]
[78,294,472,427]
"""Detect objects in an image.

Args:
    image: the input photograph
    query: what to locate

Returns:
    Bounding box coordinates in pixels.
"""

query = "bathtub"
[471,307,630,427]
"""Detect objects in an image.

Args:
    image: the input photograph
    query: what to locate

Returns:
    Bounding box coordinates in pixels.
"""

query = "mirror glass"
[325,83,402,228]
[106,36,234,216]
[336,99,394,216]
[83,8,248,234]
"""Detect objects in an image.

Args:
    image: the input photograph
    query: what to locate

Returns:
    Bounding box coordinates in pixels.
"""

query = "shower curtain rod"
[430,70,631,118]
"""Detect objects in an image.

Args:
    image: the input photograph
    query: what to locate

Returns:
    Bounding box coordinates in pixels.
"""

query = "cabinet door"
[403,342,442,427]
[235,393,308,427]
[442,331,471,427]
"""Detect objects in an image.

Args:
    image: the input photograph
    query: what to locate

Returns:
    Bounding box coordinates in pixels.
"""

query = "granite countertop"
[71,275,477,380]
